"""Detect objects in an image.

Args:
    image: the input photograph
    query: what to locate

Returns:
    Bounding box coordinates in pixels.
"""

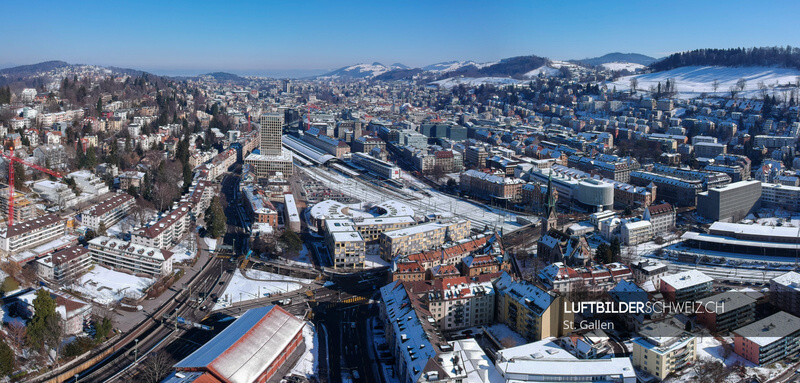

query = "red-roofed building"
[392,261,425,282]
[173,305,306,383]
[462,254,500,276]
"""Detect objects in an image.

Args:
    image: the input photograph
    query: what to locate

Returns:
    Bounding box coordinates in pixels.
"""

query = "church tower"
[542,171,558,234]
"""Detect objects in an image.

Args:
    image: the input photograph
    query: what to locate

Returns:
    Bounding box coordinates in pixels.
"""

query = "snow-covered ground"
[73,266,154,305]
[213,269,311,309]
[609,65,800,99]
[290,323,319,378]
[524,65,560,78]
[600,62,645,72]
[431,77,522,89]
[169,235,197,264]
[484,323,527,348]
[275,244,314,267]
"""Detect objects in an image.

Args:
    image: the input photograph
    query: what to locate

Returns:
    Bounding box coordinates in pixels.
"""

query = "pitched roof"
[174,305,305,383]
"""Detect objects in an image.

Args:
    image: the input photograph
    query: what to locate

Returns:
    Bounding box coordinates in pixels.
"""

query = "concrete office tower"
[259,113,284,155]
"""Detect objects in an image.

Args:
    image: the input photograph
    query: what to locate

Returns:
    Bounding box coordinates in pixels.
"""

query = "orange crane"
[2,149,63,226]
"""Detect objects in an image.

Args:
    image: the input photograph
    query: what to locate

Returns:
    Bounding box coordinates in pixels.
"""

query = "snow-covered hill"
[431,77,522,89]
[422,60,498,73]
[318,62,408,78]
[608,66,800,99]
[600,62,645,72]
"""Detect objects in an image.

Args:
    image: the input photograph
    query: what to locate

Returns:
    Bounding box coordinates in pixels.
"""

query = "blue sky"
[2,0,799,75]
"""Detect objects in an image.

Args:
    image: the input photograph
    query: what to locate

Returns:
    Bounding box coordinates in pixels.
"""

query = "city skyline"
[3,0,800,76]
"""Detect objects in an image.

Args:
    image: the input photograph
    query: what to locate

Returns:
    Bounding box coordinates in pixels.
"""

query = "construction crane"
[2,149,63,226]
[305,104,319,130]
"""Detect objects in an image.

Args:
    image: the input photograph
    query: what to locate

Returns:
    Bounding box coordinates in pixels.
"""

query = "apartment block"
[460,169,524,204]
[770,272,800,317]
[734,311,800,365]
[88,236,174,277]
[0,214,66,254]
[632,323,697,380]
[35,245,91,284]
[81,193,135,231]
[324,219,366,269]
[131,203,191,249]
[696,292,756,332]
[379,219,470,260]
[697,180,762,222]
[660,270,713,303]
[494,272,573,342]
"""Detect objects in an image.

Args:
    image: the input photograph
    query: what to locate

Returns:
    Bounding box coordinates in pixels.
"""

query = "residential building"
[660,270,713,303]
[131,203,191,249]
[241,186,279,230]
[461,254,500,276]
[35,245,91,284]
[81,193,135,231]
[696,292,756,332]
[643,203,675,236]
[621,220,652,246]
[379,219,470,260]
[324,219,366,269]
[118,171,145,190]
[7,287,92,336]
[761,183,800,212]
[734,311,800,365]
[632,322,697,380]
[0,214,66,254]
[770,272,800,317]
[88,236,174,277]
[460,169,524,204]
[407,274,497,331]
[379,280,450,383]
[494,272,573,342]
[629,171,704,206]
[631,260,668,290]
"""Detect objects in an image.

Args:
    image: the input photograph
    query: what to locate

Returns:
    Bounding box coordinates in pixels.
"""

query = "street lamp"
[133,339,139,362]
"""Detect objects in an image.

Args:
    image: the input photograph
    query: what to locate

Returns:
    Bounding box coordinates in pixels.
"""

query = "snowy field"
[213,269,311,309]
[609,65,800,99]
[73,266,154,305]
[524,65,560,78]
[290,323,319,378]
[600,62,645,72]
[275,244,314,267]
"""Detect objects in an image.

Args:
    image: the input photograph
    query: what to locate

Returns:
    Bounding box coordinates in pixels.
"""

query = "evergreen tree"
[26,289,63,355]
[96,97,103,114]
[204,196,226,238]
[0,339,14,377]
[12,162,25,190]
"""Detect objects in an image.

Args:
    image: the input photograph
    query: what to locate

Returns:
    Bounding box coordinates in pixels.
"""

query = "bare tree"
[7,322,27,351]
[711,79,720,94]
[140,351,174,383]
[736,77,747,93]
[629,77,638,95]
[729,86,739,100]
[758,81,768,99]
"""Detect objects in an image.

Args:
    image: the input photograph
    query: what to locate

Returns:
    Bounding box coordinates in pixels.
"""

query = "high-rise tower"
[259,113,284,155]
